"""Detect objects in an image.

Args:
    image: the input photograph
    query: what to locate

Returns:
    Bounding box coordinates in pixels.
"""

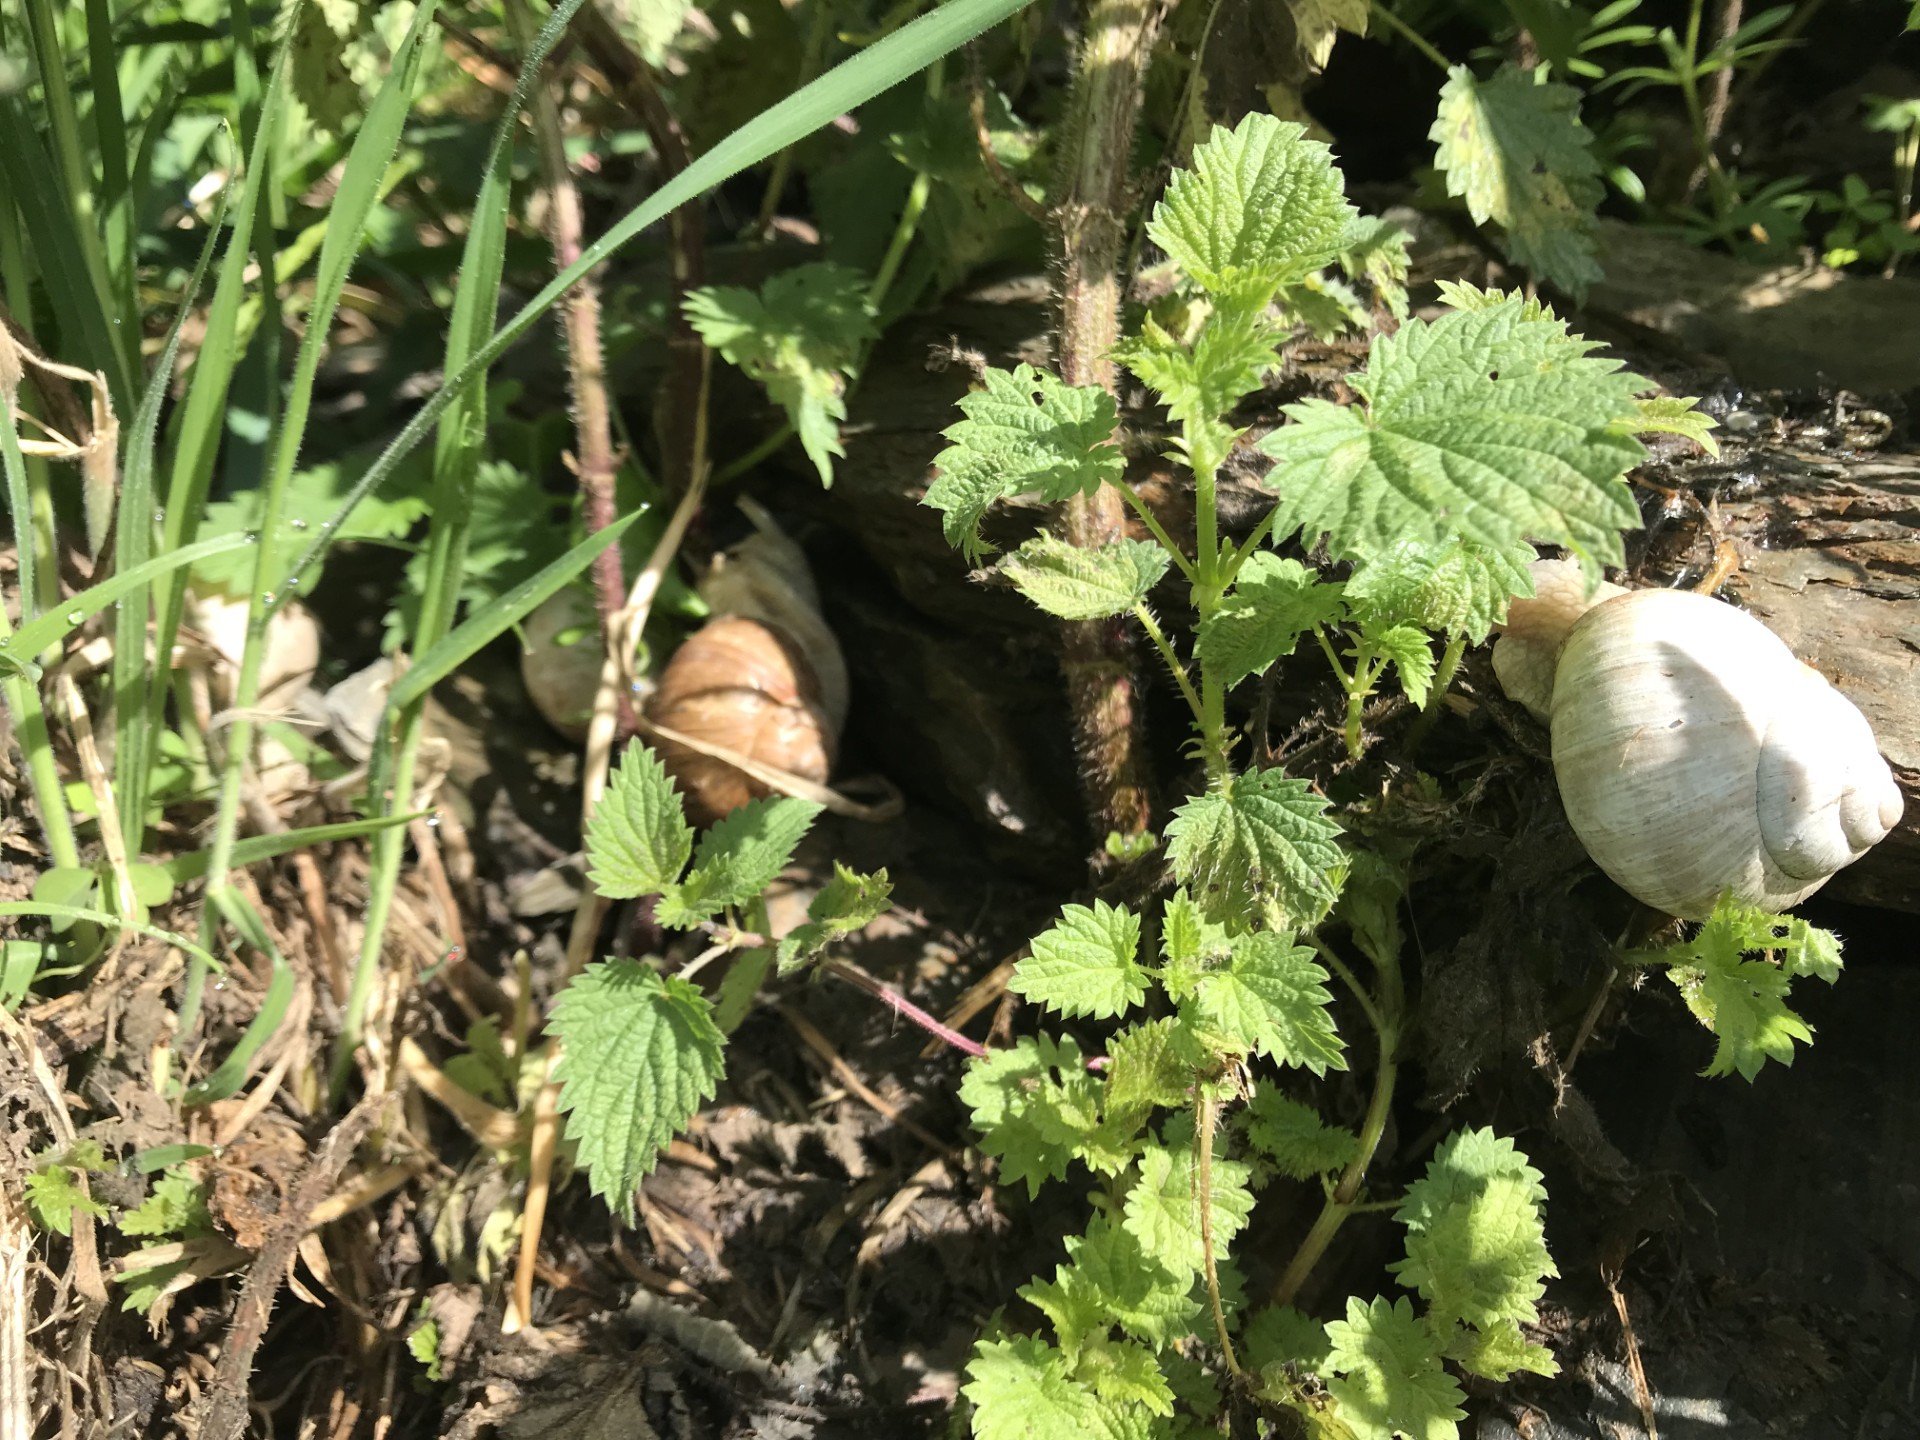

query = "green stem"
[1269,937,1403,1308]
[1115,482,1196,583]
[755,0,835,234]
[1133,603,1205,727]
[712,422,794,485]
[1195,1087,1241,1376]
[870,171,933,309]
[1367,1,1452,73]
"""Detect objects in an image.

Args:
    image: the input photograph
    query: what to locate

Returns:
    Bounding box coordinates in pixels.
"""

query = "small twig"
[191,1095,387,1440]
[505,1067,562,1335]
[1602,1255,1661,1440]
[1694,0,1744,199]
[779,1005,957,1157]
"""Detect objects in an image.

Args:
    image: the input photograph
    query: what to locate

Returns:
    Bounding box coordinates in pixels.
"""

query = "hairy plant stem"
[1195,1086,1242,1374]
[1051,0,1163,840]
[1269,939,1403,1308]
[510,0,628,722]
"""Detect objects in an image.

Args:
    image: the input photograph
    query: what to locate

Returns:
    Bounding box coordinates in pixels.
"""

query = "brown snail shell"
[648,615,838,826]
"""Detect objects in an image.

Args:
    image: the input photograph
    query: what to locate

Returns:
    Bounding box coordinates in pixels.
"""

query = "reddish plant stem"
[1050,0,1163,847]
[513,1,633,730]
[577,7,708,499]
[824,959,989,1058]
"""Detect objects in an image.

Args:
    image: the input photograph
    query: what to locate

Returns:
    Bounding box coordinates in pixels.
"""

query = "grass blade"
[0,903,225,975]
[387,511,644,714]
[0,532,254,681]
[163,812,428,886]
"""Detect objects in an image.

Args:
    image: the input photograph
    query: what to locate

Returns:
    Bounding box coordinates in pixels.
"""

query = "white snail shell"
[1493,558,1905,918]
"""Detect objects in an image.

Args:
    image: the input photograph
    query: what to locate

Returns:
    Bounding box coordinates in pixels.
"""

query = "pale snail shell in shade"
[1493,558,1905,919]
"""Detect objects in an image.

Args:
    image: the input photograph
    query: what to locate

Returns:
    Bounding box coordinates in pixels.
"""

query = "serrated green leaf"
[1165,768,1345,928]
[585,746,694,900]
[120,1169,213,1238]
[1259,292,1646,567]
[1324,1295,1468,1440]
[1629,395,1720,457]
[960,1035,1105,1198]
[1198,554,1346,688]
[1114,298,1284,428]
[775,864,893,975]
[1365,623,1435,709]
[1287,0,1369,68]
[1159,889,1231,1001]
[1243,1303,1334,1382]
[1635,893,1842,1080]
[1335,213,1412,321]
[1022,1211,1203,1356]
[1243,1089,1359,1179]
[1431,64,1604,296]
[1185,933,1346,1073]
[1011,901,1148,1020]
[925,364,1123,561]
[1394,1127,1548,1231]
[964,1335,1105,1440]
[1079,1336,1176,1416]
[1148,113,1355,301]
[685,263,877,486]
[1123,1141,1255,1279]
[1105,1018,1196,1130]
[1446,1317,1559,1381]
[1343,537,1535,643]
[549,964,726,1220]
[1391,1173,1555,1330]
[654,795,822,929]
[24,1161,107,1237]
[1001,535,1172,621]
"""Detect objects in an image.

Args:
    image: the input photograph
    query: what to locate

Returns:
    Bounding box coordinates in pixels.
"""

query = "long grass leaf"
[115,174,233,859]
[184,889,293,1106]
[387,511,644,715]
[0,101,136,412]
[276,0,1035,608]
[164,812,427,885]
[0,903,224,974]
[0,532,254,680]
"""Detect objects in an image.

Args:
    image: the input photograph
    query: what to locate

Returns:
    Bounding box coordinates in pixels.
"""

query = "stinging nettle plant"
[454,103,1841,1440]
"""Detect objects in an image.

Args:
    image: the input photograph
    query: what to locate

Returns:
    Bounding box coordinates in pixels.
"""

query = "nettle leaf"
[654,796,822,929]
[1078,1335,1176,1416]
[1243,1303,1334,1383]
[1343,537,1536,643]
[1123,1140,1256,1279]
[1159,889,1231,1001]
[925,364,1123,561]
[1165,768,1345,928]
[1001,535,1172,621]
[1012,900,1149,1020]
[1185,932,1345,1073]
[1286,0,1368,69]
[1147,113,1356,302]
[960,1035,1105,1198]
[1198,554,1346,689]
[1646,895,1843,1080]
[1243,1089,1359,1180]
[775,864,893,976]
[1431,63,1604,296]
[685,263,877,486]
[1114,297,1284,428]
[1104,1017,1195,1130]
[1324,1295,1468,1440]
[120,1169,213,1238]
[549,964,726,1221]
[1447,1316,1559,1381]
[24,1146,108,1236]
[964,1336,1105,1440]
[1364,623,1436,709]
[1258,290,1647,568]
[1336,212,1413,322]
[1023,1214,1203,1355]
[1630,395,1720,457]
[1392,1172,1555,1331]
[1394,1127,1548,1230]
[585,746,694,899]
